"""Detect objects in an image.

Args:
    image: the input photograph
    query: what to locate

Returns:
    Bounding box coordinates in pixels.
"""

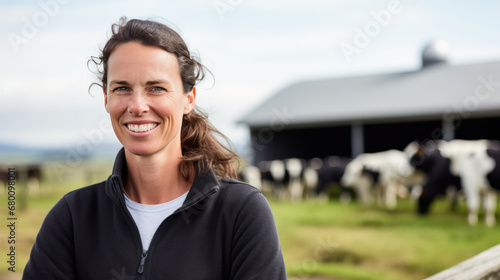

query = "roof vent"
[421,40,449,68]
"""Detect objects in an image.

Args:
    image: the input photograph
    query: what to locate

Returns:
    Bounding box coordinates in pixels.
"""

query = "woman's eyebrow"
[109,80,129,85]
[108,80,173,86]
[109,80,172,86]
[145,80,171,86]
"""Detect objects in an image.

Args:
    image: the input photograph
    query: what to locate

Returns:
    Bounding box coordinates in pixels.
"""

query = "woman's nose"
[128,92,149,116]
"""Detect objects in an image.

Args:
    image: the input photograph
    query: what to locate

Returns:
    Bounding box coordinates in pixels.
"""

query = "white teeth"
[127,123,158,132]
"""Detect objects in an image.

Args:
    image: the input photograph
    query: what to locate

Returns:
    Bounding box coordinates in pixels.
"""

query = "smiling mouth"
[127,123,158,133]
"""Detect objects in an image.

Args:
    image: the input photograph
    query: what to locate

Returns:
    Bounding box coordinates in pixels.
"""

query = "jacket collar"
[105,147,220,207]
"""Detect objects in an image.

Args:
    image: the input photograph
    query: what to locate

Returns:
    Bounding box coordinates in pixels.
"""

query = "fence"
[425,244,500,280]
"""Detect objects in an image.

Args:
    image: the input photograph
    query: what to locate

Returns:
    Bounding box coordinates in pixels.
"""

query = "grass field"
[275,200,499,280]
[1,162,499,280]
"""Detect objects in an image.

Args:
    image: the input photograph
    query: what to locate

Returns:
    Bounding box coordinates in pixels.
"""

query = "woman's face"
[104,42,195,157]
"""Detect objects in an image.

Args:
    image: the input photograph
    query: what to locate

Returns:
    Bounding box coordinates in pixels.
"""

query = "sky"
[2,0,500,155]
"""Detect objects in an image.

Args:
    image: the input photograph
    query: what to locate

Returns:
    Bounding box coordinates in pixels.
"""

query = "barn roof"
[239,60,500,128]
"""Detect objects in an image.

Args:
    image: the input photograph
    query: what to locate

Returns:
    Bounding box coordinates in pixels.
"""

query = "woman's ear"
[184,86,197,114]
[103,87,109,113]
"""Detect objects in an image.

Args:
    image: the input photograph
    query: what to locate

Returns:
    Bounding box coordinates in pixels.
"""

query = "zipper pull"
[137,250,148,275]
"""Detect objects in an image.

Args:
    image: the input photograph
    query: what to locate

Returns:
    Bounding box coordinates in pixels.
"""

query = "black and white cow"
[444,140,500,226]
[404,139,500,225]
[302,156,354,201]
[285,158,306,201]
[254,157,337,201]
[341,149,424,209]
[256,160,287,199]
[313,156,352,195]
[404,141,462,215]
[255,159,305,200]
[300,157,323,199]
[460,148,498,226]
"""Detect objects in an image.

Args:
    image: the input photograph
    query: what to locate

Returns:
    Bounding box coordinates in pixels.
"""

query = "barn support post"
[351,122,364,157]
[442,119,455,141]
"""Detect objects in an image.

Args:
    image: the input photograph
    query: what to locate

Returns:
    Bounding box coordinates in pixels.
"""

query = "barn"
[239,41,500,163]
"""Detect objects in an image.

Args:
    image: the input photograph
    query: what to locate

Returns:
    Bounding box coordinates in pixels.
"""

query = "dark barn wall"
[250,125,351,163]
[454,116,500,141]
[249,116,500,163]
[363,120,443,153]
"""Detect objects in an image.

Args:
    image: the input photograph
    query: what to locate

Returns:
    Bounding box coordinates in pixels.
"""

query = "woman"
[23,17,287,279]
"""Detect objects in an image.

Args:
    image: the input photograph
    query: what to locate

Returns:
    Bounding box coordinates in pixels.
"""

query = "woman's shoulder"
[215,178,279,244]
[215,178,271,213]
[218,177,261,197]
[62,180,107,204]
[39,181,108,228]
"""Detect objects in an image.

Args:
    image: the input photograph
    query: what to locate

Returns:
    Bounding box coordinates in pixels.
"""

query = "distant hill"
[0,143,48,154]
[0,142,122,165]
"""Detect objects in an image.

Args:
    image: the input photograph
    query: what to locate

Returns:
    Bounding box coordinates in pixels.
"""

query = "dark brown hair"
[89,17,238,181]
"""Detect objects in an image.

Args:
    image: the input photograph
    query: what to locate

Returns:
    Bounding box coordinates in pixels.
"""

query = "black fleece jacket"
[23,149,287,279]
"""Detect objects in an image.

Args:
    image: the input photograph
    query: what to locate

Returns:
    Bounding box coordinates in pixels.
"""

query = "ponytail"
[180,107,239,181]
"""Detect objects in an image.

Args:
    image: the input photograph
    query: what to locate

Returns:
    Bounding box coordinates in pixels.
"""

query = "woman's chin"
[123,144,160,157]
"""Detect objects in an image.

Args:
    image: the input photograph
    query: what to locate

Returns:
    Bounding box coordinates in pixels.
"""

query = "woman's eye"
[151,87,166,93]
[112,87,129,93]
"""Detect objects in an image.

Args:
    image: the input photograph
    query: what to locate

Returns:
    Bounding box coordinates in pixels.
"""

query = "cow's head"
[340,160,363,187]
[404,141,426,167]
[404,140,441,170]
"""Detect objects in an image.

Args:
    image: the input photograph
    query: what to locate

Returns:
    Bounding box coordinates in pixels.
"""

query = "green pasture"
[275,200,499,280]
[1,162,499,280]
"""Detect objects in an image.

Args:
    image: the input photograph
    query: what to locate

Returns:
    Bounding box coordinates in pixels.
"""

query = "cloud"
[2,0,500,150]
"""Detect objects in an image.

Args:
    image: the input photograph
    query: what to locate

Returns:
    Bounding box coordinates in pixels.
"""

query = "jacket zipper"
[138,187,219,276]
[137,250,148,275]
[112,176,219,278]
[111,177,148,277]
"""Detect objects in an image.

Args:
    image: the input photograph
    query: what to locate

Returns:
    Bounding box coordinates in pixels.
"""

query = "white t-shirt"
[124,191,189,250]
